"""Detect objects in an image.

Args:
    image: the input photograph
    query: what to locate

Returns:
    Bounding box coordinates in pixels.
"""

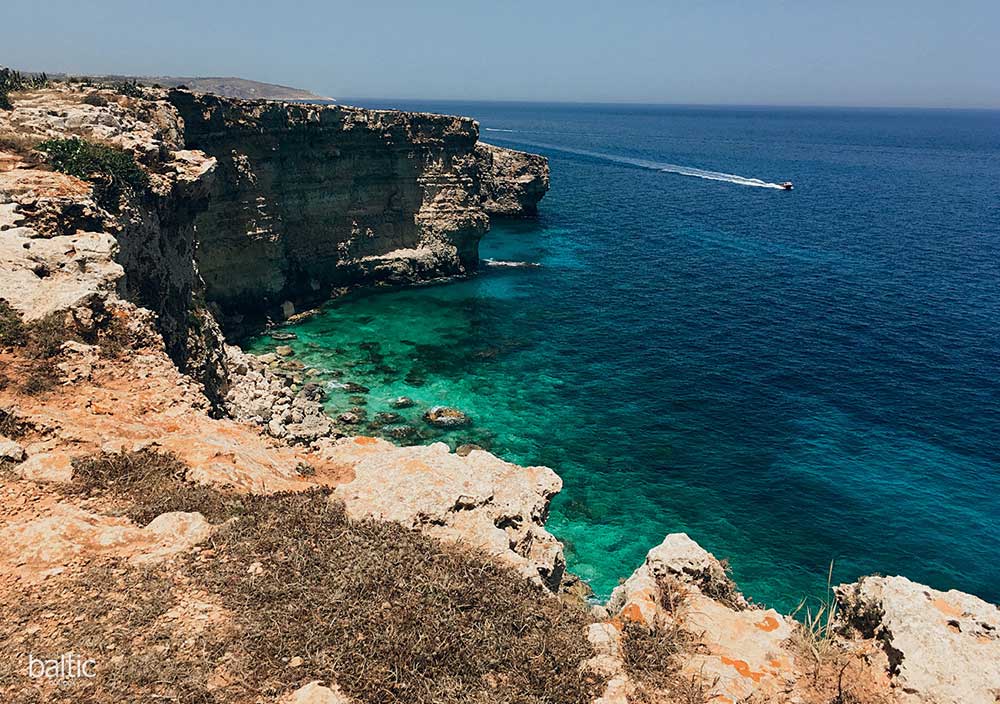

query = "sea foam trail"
[483,258,542,268]
[486,137,788,189]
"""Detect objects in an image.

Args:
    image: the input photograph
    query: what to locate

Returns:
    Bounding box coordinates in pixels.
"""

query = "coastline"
[1,79,998,703]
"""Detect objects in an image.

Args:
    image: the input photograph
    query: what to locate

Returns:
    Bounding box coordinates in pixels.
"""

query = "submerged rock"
[269,331,297,341]
[373,412,404,425]
[423,406,471,428]
[386,425,418,441]
[390,396,416,409]
[275,345,295,357]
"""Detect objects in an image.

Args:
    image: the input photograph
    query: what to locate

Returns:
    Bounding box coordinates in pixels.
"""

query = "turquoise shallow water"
[249,102,1000,611]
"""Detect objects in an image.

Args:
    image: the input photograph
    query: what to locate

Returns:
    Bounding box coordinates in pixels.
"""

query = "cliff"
[169,91,546,327]
[476,142,550,216]
[1,80,996,704]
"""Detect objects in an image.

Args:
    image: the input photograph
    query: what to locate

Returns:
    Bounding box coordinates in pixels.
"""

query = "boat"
[780,181,794,190]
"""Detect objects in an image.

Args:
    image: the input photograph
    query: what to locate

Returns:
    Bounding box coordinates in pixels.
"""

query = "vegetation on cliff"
[0,68,48,110]
[3,453,606,703]
[35,137,148,210]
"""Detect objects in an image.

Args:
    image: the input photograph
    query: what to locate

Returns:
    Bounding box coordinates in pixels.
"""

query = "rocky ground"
[0,79,997,703]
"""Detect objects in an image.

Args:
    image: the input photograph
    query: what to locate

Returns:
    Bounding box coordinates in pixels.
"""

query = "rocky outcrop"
[319,436,565,590]
[0,87,229,398]
[836,575,1000,704]
[475,142,550,216]
[606,534,798,704]
[168,91,491,325]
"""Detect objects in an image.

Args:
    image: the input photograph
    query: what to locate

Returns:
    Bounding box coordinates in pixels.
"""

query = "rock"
[0,436,25,463]
[0,505,214,582]
[835,575,1000,704]
[373,412,404,425]
[475,142,550,216]
[386,425,418,441]
[15,451,74,483]
[282,681,352,704]
[299,383,327,402]
[390,396,415,409]
[280,301,296,319]
[423,406,471,428]
[455,443,483,457]
[342,382,370,394]
[608,534,794,703]
[337,412,362,425]
[348,395,367,405]
[275,345,295,357]
[270,331,297,341]
[323,437,565,589]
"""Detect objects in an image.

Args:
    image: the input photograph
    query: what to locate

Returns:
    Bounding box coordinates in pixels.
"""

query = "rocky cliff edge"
[0,82,996,704]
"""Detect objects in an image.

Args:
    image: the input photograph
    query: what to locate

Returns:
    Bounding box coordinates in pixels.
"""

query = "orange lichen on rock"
[755,614,780,632]
[719,656,764,682]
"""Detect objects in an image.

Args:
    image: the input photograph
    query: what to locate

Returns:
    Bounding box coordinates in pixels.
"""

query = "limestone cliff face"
[0,87,228,398]
[168,91,493,324]
[475,142,550,216]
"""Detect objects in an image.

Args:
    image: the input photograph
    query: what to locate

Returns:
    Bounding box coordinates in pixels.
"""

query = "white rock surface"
[836,575,1000,704]
[0,436,25,463]
[321,436,566,589]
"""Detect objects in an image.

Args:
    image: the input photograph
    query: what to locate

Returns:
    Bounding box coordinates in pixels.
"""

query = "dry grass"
[0,129,41,155]
[0,304,141,395]
[790,562,841,683]
[11,458,604,703]
[620,577,714,704]
[191,490,602,703]
[68,449,242,524]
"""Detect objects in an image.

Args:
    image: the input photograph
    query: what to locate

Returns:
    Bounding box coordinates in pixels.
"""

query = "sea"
[248,100,1000,611]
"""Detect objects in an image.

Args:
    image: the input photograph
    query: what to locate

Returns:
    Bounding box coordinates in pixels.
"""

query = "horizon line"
[338,95,1000,112]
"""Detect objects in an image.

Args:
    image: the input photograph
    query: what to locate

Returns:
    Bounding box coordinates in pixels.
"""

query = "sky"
[5,0,999,108]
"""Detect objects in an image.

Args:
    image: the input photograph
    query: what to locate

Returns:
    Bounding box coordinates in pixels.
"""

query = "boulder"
[390,396,416,409]
[322,437,565,589]
[0,436,25,463]
[282,681,352,704]
[835,575,1000,704]
[423,406,471,428]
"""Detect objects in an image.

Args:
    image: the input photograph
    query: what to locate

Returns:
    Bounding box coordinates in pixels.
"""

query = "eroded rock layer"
[169,91,494,324]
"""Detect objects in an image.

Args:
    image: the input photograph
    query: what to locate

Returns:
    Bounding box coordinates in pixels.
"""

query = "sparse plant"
[81,91,109,107]
[35,137,149,210]
[112,78,144,98]
[790,561,842,682]
[0,299,25,347]
[0,67,48,110]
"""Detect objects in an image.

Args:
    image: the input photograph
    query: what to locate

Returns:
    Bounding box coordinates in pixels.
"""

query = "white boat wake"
[485,137,788,189]
[483,259,542,268]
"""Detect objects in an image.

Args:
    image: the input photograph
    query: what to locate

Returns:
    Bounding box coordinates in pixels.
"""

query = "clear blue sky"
[6,0,999,108]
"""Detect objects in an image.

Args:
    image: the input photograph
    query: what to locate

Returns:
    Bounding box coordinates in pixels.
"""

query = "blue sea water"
[250,101,1000,611]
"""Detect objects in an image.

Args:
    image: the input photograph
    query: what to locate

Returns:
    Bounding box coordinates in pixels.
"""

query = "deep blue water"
[255,101,1000,610]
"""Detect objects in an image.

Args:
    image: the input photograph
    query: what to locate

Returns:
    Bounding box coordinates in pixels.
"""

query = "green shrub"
[0,299,25,347]
[35,137,149,210]
[0,67,48,110]
[112,79,144,98]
